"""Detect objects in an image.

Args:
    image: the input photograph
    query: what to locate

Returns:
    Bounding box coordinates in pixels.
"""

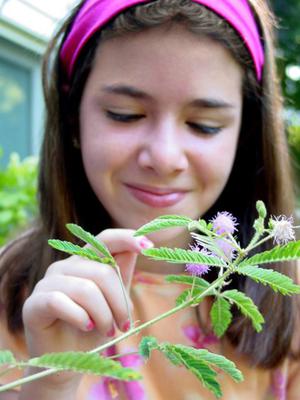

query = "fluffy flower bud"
[270,215,296,245]
[211,211,238,235]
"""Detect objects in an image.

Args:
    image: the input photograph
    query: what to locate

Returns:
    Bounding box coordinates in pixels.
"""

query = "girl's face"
[79,24,243,245]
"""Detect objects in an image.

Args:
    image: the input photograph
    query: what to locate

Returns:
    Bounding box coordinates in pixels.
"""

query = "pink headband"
[60,0,264,81]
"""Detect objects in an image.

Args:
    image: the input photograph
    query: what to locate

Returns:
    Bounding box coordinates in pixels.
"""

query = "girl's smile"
[79,24,243,247]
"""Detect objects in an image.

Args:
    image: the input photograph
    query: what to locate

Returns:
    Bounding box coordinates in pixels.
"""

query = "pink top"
[1,270,299,399]
[60,0,264,81]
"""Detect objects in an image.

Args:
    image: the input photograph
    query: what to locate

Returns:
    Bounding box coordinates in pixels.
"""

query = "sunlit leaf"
[142,247,225,267]
[66,224,113,262]
[161,344,222,398]
[210,297,232,337]
[175,346,243,382]
[138,337,158,360]
[222,289,264,332]
[134,215,192,236]
[48,240,103,262]
[238,265,300,295]
[240,241,300,266]
[28,352,141,381]
[0,351,16,366]
[165,274,210,289]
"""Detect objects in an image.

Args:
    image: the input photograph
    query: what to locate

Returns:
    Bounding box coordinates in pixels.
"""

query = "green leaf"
[134,215,192,236]
[0,351,16,366]
[173,345,243,383]
[165,274,210,290]
[175,289,192,306]
[174,287,207,306]
[48,240,104,262]
[210,297,232,337]
[28,352,141,381]
[222,289,264,332]
[241,241,300,266]
[142,247,225,267]
[139,337,158,360]
[66,224,113,261]
[161,344,222,398]
[238,265,300,295]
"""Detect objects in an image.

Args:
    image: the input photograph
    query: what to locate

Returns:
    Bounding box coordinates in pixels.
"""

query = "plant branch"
[0,269,232,392]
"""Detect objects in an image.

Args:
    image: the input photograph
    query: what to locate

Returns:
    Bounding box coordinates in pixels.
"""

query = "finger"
[35,276,115,335]
[47,262,133,329]
[114,251,138,291]
[23,291,93,333]
[96,229,153,255]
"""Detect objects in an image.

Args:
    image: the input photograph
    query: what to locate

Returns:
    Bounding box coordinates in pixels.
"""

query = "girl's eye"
[187,122,222,135]
[105,110,144,122]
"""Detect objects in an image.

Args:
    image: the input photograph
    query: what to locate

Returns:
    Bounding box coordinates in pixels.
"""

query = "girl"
[0,0,299,398]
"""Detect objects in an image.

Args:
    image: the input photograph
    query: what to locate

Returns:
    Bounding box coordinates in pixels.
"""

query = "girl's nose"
[137,119,189,176]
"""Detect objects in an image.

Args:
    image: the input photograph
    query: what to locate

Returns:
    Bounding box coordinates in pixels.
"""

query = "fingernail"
[122,320,131,332]
[86,319,95,331]
[106,326,115,337]
[138,238,154,250]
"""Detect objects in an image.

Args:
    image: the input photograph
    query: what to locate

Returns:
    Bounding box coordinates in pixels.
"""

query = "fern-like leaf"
[139,337,159,360]
[28,352,141,381]
[210,297,232,338]
[142,247,225,267]
[222,289,264,332]
[173,345,243,383]
[238,265,300,295]
[175,288,207,306]
[162,344,222,398]
[165,274,210,289]
[134,215,192,236]
[0,351,16,366]
[241,241,300,266]
[66,224,113,261]
[48,240,104,262]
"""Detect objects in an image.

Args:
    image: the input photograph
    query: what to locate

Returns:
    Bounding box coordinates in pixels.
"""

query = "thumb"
[114,251,138,291]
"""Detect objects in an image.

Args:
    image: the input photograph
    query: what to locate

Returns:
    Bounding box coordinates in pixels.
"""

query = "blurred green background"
[0,0,299,245]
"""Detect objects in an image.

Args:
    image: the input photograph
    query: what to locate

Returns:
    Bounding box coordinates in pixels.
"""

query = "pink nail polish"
[86,319,95,331]
[139,238,154,249]
[106,326,115,337]
[122,320,131,332]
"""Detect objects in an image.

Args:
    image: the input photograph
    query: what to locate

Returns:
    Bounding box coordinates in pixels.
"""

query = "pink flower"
[211,211,238,235]
[214,238,236,261]
[182,325,219,349]
[185,246,211,276]
[270,215,295,245]
[89,346,146,400]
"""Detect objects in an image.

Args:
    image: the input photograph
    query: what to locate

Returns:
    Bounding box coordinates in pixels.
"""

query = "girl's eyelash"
[105,110,144,122]
[106,111,221,135]
[187,122,222,135]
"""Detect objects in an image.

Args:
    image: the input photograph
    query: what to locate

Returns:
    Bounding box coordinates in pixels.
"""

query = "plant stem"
[115,265,133,328]
[0,269,232,393]
[245,234,273,253]
[190,276,196,297]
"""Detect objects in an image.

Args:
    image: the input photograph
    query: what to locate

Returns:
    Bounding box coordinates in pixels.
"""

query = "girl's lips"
[125,184,187,208]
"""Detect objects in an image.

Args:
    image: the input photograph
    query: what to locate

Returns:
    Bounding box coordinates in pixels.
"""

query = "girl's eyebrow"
[101,84,235,108]
[102,85,152,100]
[189,98,235,109]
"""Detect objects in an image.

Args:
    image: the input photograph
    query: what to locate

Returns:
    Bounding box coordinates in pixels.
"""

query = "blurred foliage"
[271,0,300,111]
[270,0,300,201]
[0,149,38,246]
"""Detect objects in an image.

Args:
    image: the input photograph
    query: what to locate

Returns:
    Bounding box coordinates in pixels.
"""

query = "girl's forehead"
[86,26,243,105]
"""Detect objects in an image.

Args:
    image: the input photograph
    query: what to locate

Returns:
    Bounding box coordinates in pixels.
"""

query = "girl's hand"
[21,229,152,388]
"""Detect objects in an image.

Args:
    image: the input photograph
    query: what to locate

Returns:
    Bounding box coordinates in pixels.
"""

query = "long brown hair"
[0,0,298,368]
